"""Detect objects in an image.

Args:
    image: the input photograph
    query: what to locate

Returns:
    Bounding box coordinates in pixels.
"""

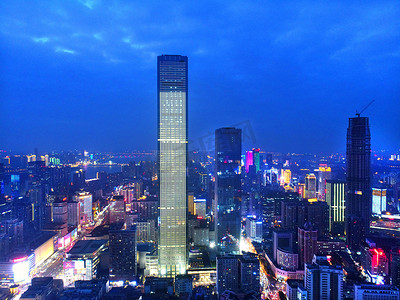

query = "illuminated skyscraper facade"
[326,180,345,235]
[318,165,332,200]
[215,128,242,254]
[305,173,317,199]
[253,148,260,173]
[346,116,371,250]
[157,55,188,276]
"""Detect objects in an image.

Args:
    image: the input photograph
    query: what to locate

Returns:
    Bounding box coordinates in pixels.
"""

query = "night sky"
[1,1,399,154]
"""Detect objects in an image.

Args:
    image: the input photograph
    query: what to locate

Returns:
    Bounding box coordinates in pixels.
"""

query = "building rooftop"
[67,240,107,257]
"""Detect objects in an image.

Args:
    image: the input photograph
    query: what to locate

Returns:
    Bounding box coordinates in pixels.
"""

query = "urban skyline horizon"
[1,1,399,154]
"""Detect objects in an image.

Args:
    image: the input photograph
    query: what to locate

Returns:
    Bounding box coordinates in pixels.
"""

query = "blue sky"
[1,1,399,153]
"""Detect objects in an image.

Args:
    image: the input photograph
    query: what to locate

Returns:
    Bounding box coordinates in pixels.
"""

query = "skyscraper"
[109,226,137,279]
[346,116,371,250]
[253,148,260,173]
[215,128,242,254]
[305,173,317,199]
[326,180,345,235]
[157,55,188,277]
[305,259,344,300]
[317,165,332,200]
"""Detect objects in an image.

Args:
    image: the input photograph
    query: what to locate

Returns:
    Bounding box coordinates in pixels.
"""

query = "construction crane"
[356,100,375,117]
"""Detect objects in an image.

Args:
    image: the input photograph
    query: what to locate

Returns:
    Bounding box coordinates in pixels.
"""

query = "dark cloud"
[0,0,399,153]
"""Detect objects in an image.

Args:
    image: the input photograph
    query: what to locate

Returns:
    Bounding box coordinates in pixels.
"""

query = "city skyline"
[1,1,399,153]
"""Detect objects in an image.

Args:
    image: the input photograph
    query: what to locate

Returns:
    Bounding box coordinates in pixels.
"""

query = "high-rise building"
[305,174,317,199]
[372,188,387,215]
[216,255,240,295]
[109,226,137,280]
[157,54,188,277]
[216,253,260,296]
[245,150,253,173]
[305,259,343,300]
[318,165,332,200]
[239,253,260,293]
[253,148,260,173]
[109,195,126,224]
[326,180,345,235]
[215,128,242,254]
[74,192,93,224]
[298,224,318,268]
[346,116,371,250]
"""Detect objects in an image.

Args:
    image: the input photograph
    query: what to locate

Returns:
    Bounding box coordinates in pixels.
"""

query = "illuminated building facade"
[109,195,126,224]
[215,128,242,254]
[0,255,35,286]
[281,169,291,186]
[326,180,345,235]
[188,192,195,215]
[74,192,92,224]
[245,150,253,173]
[298,225,318,268]
[157,55,188,277]
[354,284,400,300]
[318,165,332,200]
[346,116,371,250]
[64,239,107,281]
[194,198,206,218]
[372,188,387,215]
[305,174,317,199]
[253,148,260,172]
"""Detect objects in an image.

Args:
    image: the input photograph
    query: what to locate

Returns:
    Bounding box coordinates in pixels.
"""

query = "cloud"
[78,0,97,10]
[32,37,49,43]
[55,46,76,54]
[93,33,102,40]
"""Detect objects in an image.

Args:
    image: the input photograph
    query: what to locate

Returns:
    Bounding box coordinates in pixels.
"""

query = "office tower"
[131,196,158,220]
[67,200,80,226]
[216,253,260,296]
[74,192,93,224]
[305,260,343,300]
[281,199,329,238]
[109,227,137,279]
[305,201,329,238]
[354,284,400,300]
[305,174,317,199]
[52,198,68,225]
[253,148,260,172]
[298,224,318,268]
[346,116,371,250]
[245,217,263,242]
[215,128,242,254]
[239,253,260,293]
[326,180,345,235]
[245,150,253,173]
[318,165,332,200]
[109,195,126,224]
[216,255,240,295]
[281,169,291,185]
[194,198,206,218]
[372,188,387,215]
[157,54,188,277]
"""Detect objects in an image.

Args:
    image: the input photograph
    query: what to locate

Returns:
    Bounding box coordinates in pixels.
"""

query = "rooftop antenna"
[356,100,375,117]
